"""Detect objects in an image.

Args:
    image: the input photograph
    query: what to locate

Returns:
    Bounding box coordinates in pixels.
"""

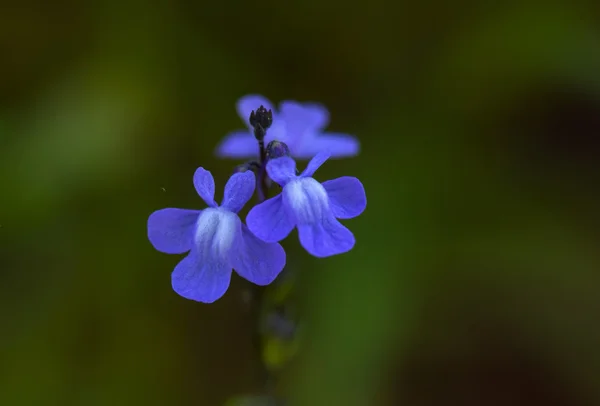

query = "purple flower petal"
[297,214,355,257]
[215,130,257,158]
[322,176,366,219]
[302,102,330,130]
[266,157,297,186]
[231,225,286,285]
[279,101,328,136]
[147,208,200,254]
[246,195,294,243]
[279,100,320,137]
[264,119,286,144]
[221,171,255,213]
[295,132,360,159]
[301,151,331,177]
[193,167,217,207]
[171,252,232,303]
[237,95,276,129]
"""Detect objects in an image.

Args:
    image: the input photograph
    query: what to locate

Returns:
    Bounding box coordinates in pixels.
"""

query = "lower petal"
[246,195,295,243]
[147,208,200,254]
[297,215,355,257]
[215,130,258,158]
[171,252,232,303]
[231,225,286,286]
[295,133,360,159]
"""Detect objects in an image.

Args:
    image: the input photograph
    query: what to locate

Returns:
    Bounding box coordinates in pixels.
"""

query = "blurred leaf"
[225,395,284,406]
[426,3,600,113]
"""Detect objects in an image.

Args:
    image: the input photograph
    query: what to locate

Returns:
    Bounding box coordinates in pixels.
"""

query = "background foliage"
[1,2,600,405]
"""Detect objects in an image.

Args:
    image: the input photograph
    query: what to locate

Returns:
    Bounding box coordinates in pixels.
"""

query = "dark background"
[2,2,600,405]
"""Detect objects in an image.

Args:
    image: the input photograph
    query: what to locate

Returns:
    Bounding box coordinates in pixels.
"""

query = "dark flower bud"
[264,311,297,341]
[249,105,273,131]
[265,140,290,160]
[232,160,260,174]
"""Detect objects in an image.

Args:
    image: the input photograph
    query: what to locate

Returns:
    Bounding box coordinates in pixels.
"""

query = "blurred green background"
[2,2,600,405]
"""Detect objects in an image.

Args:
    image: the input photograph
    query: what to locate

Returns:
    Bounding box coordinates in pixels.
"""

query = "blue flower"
[147,169,286,303]
[215,94,360,159]
[246,151,366,257]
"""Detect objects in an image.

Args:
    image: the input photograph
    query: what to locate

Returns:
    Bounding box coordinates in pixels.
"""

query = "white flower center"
[194,208,239,260]
[283,177,329,225]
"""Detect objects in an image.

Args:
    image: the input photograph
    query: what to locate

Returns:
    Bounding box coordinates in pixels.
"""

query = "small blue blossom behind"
[215,95,360,159]
[147,169,286,303]
[246,151,367,257]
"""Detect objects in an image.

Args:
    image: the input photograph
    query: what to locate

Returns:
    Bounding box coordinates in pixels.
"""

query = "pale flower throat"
[194,208,239,260]
[283,177,329,224]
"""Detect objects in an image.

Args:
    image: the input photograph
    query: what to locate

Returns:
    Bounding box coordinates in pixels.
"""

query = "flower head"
[215,94,360,159]
[147,169,286,303]
[246,151,367,257]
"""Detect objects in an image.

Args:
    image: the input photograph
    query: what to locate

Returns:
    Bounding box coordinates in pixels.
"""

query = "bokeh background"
[2,2,600,405]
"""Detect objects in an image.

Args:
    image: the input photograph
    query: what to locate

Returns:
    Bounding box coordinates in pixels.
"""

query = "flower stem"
[256,137,269,203]
[248,105,280,397]
[252,120,272,395]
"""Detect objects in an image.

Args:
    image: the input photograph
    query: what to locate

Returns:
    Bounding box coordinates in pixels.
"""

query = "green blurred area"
[2,2,600,405]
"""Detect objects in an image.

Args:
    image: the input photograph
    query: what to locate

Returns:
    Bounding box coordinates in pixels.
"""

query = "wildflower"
[215,94,360,159]
[246,151,366,257]
[147,169,286,303]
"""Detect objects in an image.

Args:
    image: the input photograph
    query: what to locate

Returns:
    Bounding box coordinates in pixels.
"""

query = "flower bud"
[265,140,290,160]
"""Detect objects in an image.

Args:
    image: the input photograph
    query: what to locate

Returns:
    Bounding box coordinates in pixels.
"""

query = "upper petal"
[279,101,328,135]
[230,225,286,286]
[294,132,360,159]
[301,151,331,177]
[237,95,276,130]
[246,194,294,243]
[301,102,330,130]
[322,176,366,219]
[221,171,255,213]
[215,130,258,158]
[297,215,355,258]
[266,157,297,186]
[193,167,217,207]
[147,208,201,254]
[171,251,232,303]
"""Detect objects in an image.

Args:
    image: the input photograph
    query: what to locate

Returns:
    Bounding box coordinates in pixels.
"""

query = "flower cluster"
[216,95,360,159]
[148,94,366,303]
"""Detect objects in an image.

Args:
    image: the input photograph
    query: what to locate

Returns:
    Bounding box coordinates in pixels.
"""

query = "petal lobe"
[266,157,297,186]
[297,215,355,257]
[193,168,217,207]
[147,208,200,254]
[322,176,366,219]
[171,252,232,303]
[231,225,286,285]
[215,130,257,158]
[301,151,331,177]
[221,171,255,213]
[246,195,294,243]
